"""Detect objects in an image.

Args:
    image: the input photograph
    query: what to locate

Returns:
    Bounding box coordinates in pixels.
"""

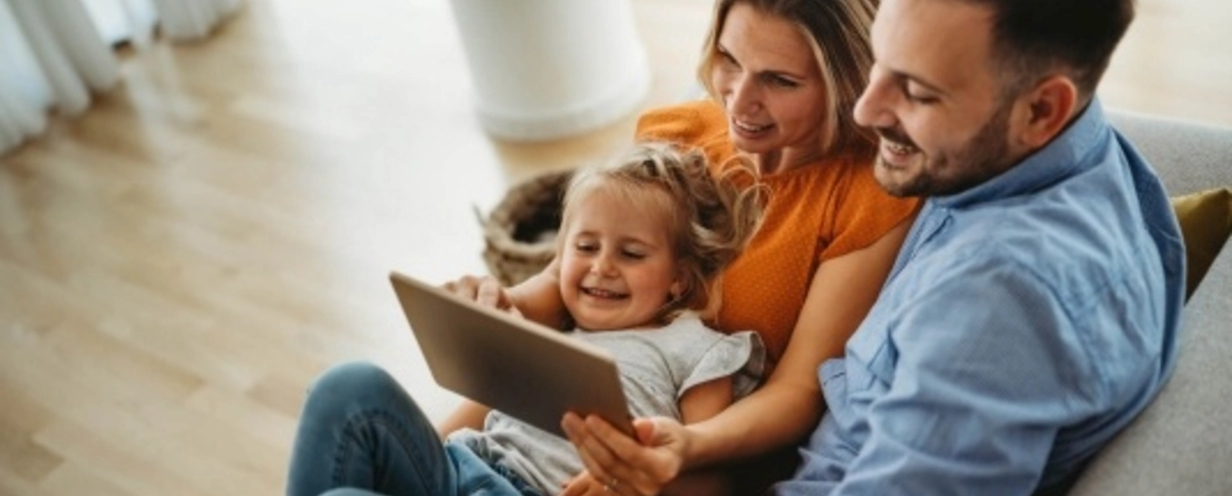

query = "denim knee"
[301,361,408,419]
[309,362,400,395]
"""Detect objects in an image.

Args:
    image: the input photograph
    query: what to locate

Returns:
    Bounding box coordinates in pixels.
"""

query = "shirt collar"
[933,97,1110,209]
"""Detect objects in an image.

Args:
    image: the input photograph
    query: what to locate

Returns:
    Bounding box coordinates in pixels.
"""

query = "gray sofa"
[1068,111,1232,495]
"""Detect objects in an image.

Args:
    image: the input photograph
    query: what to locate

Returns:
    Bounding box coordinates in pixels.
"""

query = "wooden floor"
[0,0,1228,494]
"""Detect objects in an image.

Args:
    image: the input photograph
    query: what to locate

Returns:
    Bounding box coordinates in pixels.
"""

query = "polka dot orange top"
[636,100,921,365]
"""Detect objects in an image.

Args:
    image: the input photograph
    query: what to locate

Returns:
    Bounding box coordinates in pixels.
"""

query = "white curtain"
[83,0,241,43]
[150,0,240,40]
[83,0,158,46]
[0,0,120,153]
[0,0,241,155]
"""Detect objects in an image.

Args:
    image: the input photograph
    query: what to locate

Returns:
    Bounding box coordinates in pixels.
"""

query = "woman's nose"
[727,74,761,115]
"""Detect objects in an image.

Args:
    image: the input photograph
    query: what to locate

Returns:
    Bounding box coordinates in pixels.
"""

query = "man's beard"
[876,100,1018,198]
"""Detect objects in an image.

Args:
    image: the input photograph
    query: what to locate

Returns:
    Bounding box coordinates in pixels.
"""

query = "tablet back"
[390,272,633,438]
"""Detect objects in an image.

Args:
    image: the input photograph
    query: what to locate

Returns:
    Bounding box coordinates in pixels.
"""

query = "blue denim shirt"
[774,99,1186,496]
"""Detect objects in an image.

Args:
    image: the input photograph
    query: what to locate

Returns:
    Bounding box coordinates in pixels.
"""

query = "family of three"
[287,0,1186,494]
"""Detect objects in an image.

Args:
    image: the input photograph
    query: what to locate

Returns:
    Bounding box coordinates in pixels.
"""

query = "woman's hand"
[559,470,612,496]
[442,275,522,317]
[561,414,690,496]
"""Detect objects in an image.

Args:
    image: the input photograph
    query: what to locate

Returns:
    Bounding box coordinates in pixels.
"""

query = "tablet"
[389,271,634,438]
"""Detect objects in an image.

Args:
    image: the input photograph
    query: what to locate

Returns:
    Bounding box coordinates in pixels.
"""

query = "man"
[773,0,1185,494]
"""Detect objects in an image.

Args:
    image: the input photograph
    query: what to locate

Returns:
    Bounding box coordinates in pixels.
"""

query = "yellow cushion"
[1171,187,1232,300]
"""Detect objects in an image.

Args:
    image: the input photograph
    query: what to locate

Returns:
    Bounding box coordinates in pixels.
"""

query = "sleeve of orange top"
[634,100,736,170]
[819,162,922,261]
[635,100,713,142]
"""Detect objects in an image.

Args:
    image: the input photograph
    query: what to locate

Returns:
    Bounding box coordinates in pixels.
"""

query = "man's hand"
[561,414,690,496]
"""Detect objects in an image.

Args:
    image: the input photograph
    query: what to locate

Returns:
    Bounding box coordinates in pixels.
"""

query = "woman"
[290,0,919,494]
[450,0,915,492]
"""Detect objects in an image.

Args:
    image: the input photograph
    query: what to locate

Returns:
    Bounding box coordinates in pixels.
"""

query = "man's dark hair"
[964,0,1135,100]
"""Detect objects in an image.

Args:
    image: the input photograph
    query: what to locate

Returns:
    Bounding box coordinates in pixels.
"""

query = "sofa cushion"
[1171,188,1232,299]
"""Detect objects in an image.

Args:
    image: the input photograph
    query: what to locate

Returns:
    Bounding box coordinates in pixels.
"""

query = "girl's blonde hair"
[559,142,765,325]
[697,0,879,160]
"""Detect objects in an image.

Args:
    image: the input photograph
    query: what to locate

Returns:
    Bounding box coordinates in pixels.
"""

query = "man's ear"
[1013,75,1079,149]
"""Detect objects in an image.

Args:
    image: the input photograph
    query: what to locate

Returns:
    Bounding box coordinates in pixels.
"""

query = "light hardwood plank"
[0,0,1228,494]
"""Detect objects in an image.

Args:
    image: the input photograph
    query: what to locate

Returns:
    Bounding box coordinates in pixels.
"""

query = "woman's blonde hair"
[559,142,765,324]
[697,0,879,159]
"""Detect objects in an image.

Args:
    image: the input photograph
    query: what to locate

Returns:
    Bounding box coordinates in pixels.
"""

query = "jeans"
[286,362,543,496]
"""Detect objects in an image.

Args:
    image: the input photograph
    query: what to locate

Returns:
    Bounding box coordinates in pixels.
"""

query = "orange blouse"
[636,100,920,364]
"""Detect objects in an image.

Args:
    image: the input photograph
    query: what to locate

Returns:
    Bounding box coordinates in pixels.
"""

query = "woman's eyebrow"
[761,68,806,81]
[718,43,808,80]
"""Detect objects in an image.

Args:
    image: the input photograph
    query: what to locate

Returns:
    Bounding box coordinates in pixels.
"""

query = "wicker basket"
[479,169,574,286]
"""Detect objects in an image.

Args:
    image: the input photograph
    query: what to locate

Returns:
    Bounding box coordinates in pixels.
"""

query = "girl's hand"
[561,414,690,496]
[442,275,522,317]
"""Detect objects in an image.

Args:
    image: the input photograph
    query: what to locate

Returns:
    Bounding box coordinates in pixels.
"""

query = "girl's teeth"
[584,288,622,298]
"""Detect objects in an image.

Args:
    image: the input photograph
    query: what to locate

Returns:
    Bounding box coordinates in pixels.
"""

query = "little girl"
[287,142,765,496]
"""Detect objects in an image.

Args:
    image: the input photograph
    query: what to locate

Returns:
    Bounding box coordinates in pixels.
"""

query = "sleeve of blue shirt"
[833,256,1105,495]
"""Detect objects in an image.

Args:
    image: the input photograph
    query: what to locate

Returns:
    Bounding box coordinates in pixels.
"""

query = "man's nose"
[854,66,897,129]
